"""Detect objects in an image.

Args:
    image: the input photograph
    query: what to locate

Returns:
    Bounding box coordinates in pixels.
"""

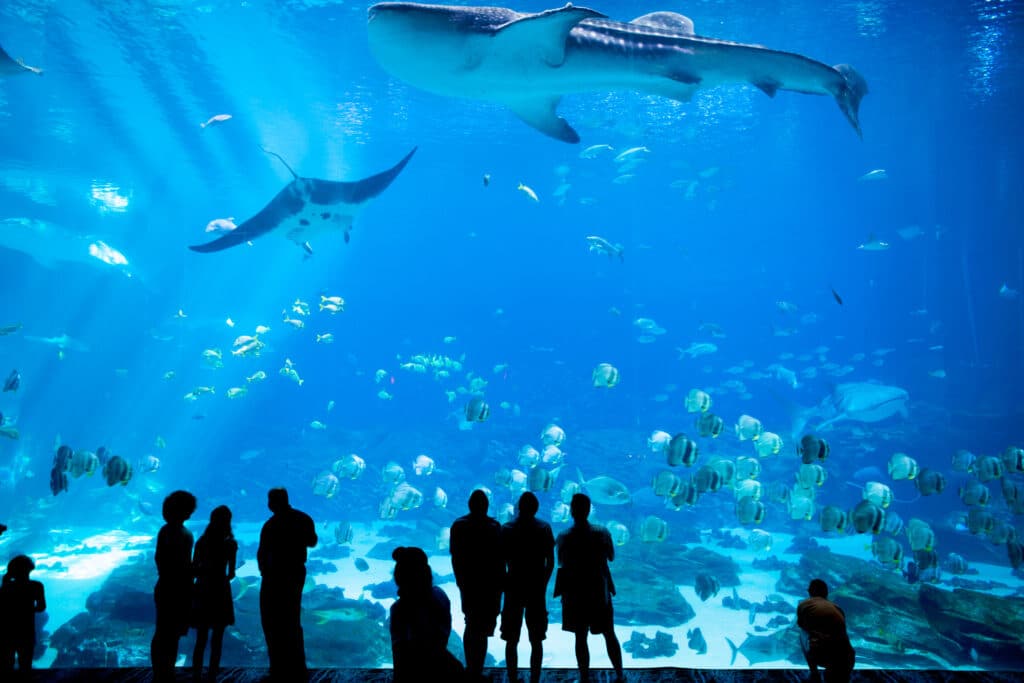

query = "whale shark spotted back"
[367,3,868,142]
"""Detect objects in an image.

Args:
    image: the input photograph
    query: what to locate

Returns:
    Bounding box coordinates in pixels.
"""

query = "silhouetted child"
[450,488,505,679]
[797,578,855,683]
[0,554,47,677]
[501,492,555,683]
[191,505,237,683]
[152,490,198,683]
[554,493,623,683]
[389,546,463,682]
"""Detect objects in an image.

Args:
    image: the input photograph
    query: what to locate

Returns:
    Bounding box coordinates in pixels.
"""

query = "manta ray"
[0,43,42,77]
[188,148,417,254]
[367,3,868,143]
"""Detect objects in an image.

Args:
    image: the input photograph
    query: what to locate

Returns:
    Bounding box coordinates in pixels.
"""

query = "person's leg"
[800,632,822,683]
[288,577,308,679]
[463,624,484,676]
[15,641,32,672]
[260,584,278,677]
[574,631,590,683]
[193,627,209,681]
[603,629,623,680]
[0,643,14,676]
[528,638,543,683]
[210,625,226,680]
[505,639,519,682]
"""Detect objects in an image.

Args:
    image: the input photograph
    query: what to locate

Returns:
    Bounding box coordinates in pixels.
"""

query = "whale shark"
[815,382,909,431]
[188,147,417,254]
[0,218,136,278]
[0,43,42,77]
[367,3,868,143]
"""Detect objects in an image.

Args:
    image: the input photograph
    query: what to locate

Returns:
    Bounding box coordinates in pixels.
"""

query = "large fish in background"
[0,217,136,278]
[366,3,868,143]
[188,148,417,254]
[812,382,910,431]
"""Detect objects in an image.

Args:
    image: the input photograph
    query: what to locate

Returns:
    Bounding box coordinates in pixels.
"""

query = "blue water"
[1,0,1022,671]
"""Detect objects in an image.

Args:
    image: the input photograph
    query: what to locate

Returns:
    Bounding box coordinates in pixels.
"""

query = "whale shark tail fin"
[833,64,868,139]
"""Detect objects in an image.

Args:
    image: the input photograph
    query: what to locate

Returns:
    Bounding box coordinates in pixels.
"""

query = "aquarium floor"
[22,669,1018,682]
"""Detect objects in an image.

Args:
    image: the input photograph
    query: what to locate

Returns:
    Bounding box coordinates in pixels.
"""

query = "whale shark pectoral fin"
[752,78,782,98]
[648,70,701,104]
[494,5,605,67]
[507,97,579,143]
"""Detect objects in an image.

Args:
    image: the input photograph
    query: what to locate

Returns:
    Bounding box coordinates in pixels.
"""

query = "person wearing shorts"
[450,489,505,679]
[554,494,624,683]
[500,492,554,683]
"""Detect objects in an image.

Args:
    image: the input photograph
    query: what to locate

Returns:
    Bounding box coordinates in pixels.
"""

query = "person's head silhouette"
[808,578,829,598]
[268,487,290,514]
[468,488,489,515]
[207,505,233,537]
[570,493,591,523]
[392,546,432,597]
[517,491,539,519]
[162,490,197,525]
[5,554,34,580]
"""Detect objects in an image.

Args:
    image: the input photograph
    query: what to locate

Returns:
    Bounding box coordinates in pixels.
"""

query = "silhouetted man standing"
[258,487,317,682]
[450,489,505,680]
[555,493,623,683]
[797,578,855,683]
[501,492,554,683]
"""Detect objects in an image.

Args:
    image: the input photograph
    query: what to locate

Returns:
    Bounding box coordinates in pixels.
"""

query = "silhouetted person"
[389,546,464,682]
[500,492,554,683]
[257,487,317,682]
[192,505,238,682]
[554,493,623,683]
[797,578,855,683]
[152,490,198,683]
[0,554,46,677]
[450,489,505,679]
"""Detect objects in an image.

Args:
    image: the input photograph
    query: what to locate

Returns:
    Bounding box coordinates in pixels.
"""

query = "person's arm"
[449,525,464,584]
[543,527,555,584]
[227,539,238,580]
[305,513,318,548]
[257,524,268,575]
[34,582,46,613]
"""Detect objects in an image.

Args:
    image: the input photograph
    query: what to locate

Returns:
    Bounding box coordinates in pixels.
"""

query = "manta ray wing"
[188,184,304,253]
[309,146,418,205]
[189,147,417,254]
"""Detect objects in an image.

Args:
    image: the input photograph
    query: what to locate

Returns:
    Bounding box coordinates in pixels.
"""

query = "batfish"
[189,147,416,254]
[367,3,867,143]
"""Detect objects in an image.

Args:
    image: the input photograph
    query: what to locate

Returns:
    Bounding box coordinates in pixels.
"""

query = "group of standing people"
[151,487,316,683]
[2,486,855,683]
[390,490,624,683]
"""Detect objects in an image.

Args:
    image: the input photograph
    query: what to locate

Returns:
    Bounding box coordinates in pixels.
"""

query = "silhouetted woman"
[192,505,237,682]
[152,490,197,683]
[389,546,463,682]
[0,554,46,676]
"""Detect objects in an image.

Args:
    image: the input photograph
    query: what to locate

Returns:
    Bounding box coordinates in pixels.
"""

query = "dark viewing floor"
[20,669,1021,682]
